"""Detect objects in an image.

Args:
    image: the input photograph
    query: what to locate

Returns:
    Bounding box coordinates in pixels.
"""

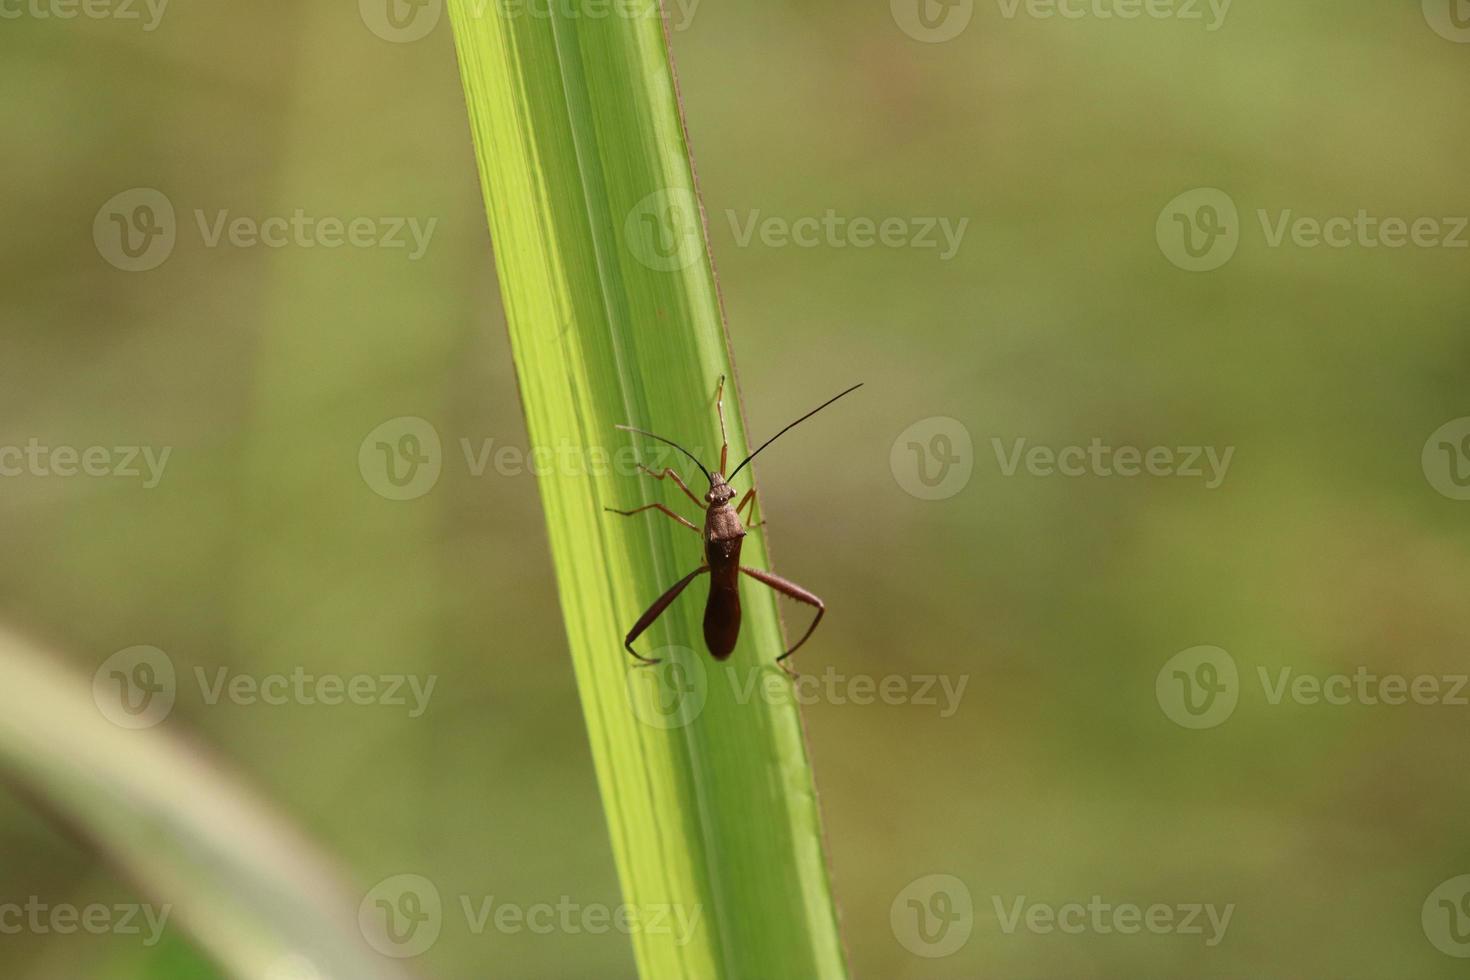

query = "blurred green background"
[4,1,1470,977]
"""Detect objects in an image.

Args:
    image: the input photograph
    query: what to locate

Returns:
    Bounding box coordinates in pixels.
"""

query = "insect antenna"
[727,382,863,481]
[615,424,713,484]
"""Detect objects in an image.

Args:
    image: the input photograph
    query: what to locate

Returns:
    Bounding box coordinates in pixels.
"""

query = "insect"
[607,376,862,667]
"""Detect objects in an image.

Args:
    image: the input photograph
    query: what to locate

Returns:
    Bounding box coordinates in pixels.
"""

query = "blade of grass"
[0,626,409,980]
[446,3,848,978]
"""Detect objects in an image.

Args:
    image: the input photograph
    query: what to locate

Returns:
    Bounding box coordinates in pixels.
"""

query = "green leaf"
[0,627,411,980]
[445,4,849,978]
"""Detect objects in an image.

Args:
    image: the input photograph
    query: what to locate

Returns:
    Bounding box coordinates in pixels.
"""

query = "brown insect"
[607,377,862,667]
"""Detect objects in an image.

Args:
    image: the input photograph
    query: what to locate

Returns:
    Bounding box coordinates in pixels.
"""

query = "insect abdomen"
[703,585,741,660]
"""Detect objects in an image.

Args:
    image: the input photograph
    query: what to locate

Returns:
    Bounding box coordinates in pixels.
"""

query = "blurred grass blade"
[446,3,848,978]
[0,627,409,980]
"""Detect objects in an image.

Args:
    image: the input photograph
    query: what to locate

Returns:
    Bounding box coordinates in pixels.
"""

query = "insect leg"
[604,503,700,533]
[715,375,729,474]
[638,464,705,508]
[624,565,710,664]
[739,566,824,663]
[734,488,764,529]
